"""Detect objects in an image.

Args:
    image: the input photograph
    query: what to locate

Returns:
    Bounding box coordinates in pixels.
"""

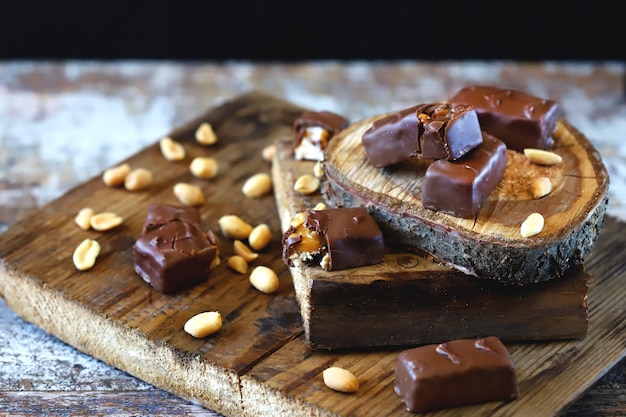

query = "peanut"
[248,223,272,251]
[242,173,272,198]
[249,265,280,294]
[184,311,222,338]
[523,148,562,165]
[262,144,276,162]
[520,212,545,237]
[218,215,253,240]
[102,163,131,187]
[124,168,153,191]
[173,182,205,206]
[90,212,123,231]
[75,207,95,230]
[226,255,248,274]
[294,174,320,195]
[73,238,101,271]
[189,156,219,179]
[313,161,325,179]
[195,122,218,145]
[159,136,186,161]
[322,367,359,393]
[233,240,259,262]
[313,202,327,211]
[530,177,552,199]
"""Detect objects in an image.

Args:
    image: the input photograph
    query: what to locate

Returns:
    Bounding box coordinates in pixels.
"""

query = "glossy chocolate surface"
[282,207,384,271]
[450,85,560,151]
[141,203,202,234]
[421,132,507,218]
[395,336,519,413]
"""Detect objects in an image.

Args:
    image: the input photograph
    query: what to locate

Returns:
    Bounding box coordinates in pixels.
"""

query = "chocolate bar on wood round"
[449,85,560,152]
[281,207,384,271]
[293,110,349,161]
[422,132,507,218]
[361,102,483,167]
[395,336,519,413]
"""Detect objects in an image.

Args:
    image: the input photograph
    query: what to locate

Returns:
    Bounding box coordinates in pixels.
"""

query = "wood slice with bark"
[322,116,609,285]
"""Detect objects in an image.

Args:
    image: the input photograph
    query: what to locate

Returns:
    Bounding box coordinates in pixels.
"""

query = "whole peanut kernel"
[262,144,276,162]
[242,173,273,198]
[248,223,272,251]
[159,136,186,161]
[226,255,248,274]
[195,122,218,145]
[189,157,219,179]
[294,174,320,195]
[90,212,124,231]
[184,311,222,338]
[530,177,552,199]
[520,212,545,237]
[313,161,325,179]
[173,182,205,206]
[124,168,153,191]
[313,202,327,210]
[523,148,563,165]
[322,367,359,393]
[233,240,259,262]
[249,266,280,294]
[73,238,101,271]
[218,215,253,240]
[75,207,95,230]
[102,163,131,187]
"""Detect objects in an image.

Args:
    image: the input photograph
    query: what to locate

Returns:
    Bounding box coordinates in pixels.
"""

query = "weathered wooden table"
[0,61,624,416]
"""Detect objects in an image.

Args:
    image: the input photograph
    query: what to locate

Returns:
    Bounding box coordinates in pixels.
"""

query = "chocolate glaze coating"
[282,207,384,271]
[361,102,483,168]
[141,203,202,234]
[421,132,507,218]
[395,336,519,413]
[449,85,560,152]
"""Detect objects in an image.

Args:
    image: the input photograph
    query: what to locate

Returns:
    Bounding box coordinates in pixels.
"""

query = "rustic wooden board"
[0,91,625,417]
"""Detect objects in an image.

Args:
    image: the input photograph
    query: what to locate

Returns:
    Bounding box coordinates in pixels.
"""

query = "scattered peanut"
[242,173,273,198]
[523,148,562,165]
[248,223,272,251]
[102,163,131,187]
[294,174,320,195]
[262,144,276,162]
[75,207,95,230]
[218,215,253,240]
[184,311,222,338]
[226,255,248,274]
[249,265,280,294]
[189,156,219,179]
[322,367,359,393]
[530,177,552,199]
[124,167,153,191]
[90,212,124,231]
[520,212,545,237]
[72,238,101,271]
[313,161,325,178]
[173,182,205,206]
[195,122,218,145]
[159,136,186,161]
[233,240,259,262]
[313,202,327,210]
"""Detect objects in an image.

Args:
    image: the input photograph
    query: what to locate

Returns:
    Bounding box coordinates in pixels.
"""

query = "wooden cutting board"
[1,91,625,417]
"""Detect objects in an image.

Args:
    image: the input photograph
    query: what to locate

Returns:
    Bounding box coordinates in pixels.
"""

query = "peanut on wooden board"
[226,255,248,274]
[313,161,325,179]
[520,212,545,237]
[294,174,320,195]
[195,122,218,145]
[73,238,101,271]
[189,157,219,179]
[124,168,153,191]
[159,136,186,161]
[261,144,276,162]
[322,367,359,393]
[242,173,273,198]
[75,207,95,230]
[218,215,253,240]
[249,266,280,294]
[89,212,124,231]
[173,182,205,206]
[233,240,259,262]
[248,223,272,251]
[530,177,552,199]
[183,311,222,338]
[523,148,563,165]
[102,163,131,187]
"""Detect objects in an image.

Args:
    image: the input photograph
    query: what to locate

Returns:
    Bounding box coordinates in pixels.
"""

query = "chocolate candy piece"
[282,207,384,271]
[133,204,219,294]
[449,85,560,152]
[395,336,519,413]
[361,102,483,167]
[293,110,349,161]
[421,132,507,218]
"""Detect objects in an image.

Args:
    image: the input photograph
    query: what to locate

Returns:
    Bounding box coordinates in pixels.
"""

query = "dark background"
[1,0,622,61]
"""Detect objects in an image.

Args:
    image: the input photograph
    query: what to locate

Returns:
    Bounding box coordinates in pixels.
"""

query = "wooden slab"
[1,91,626,417]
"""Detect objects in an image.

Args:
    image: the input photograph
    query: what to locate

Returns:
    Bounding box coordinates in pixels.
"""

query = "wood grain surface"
[1,91,626,417]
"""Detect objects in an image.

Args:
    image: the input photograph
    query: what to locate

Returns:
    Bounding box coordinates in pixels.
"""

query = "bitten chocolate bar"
[293,110,349,161]
[395,336,519,413]
[449,85,560,152]
[282,207,384,271]
[133,204,219,294]
[361,102,483,167]
[421,132,507,218]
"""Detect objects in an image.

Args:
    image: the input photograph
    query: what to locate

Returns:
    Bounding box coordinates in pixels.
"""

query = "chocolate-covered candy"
[449,85,560,152]
[421,132,507,218]
[361,102,483,168]
[293,110,349,161]
[133,204,219,294]
[282,207,384,271]
[395,336,519,413]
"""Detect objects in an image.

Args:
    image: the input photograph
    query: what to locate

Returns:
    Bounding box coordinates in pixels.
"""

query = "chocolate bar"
[361,102,483,167]
[395,336,519,413]
[449,85,560,152]
[133,204,219,294]
[293,110,349,161]
[282,207,384,271]
[421,132,507,218]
